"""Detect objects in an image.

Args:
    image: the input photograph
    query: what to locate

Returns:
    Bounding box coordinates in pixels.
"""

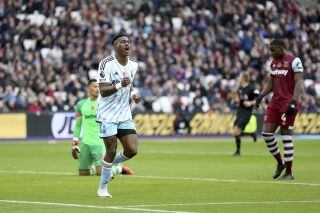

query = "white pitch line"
[125,200,320,208]
[0,170,75,175]
[142,150,319,157]
[131,175,320,186]
[0,200,193,213]
[0,170,320,186]
[0,170,73,176]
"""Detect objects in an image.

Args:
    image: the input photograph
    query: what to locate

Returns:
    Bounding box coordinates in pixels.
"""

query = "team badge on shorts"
[100,123,106,134]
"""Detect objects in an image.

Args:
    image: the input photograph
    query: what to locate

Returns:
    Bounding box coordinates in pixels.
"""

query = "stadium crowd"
[0,0,319,114]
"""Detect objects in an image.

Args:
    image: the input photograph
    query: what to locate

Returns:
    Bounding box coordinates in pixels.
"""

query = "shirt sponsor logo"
[270,69,288,76]
[84,115,96,119]
[111,79,120,85]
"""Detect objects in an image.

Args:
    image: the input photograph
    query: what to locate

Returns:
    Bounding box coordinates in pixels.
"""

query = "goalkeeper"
[72,79,133,176]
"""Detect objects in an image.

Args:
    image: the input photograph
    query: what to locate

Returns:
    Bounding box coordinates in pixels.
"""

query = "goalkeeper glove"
[286,99,297,116]
[72,138,80,160]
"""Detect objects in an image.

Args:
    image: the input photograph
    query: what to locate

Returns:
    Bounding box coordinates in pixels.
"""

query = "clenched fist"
[132,94,141,103]
[121,77,131,87]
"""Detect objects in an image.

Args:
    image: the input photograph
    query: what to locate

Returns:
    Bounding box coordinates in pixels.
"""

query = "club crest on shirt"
[296,62,303,69]
[100,71,105,78]
[283,61,289,68]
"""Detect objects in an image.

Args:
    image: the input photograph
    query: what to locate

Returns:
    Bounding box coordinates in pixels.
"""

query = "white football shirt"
[97,56,138,123]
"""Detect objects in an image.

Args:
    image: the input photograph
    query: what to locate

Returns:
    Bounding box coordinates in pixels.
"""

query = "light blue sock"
[99,160,113,189]
[113,151,129,164]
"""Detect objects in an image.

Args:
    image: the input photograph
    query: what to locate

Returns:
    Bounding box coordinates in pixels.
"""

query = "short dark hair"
[88,79,97,86]
[112,34,128,45]
[270,39,285,49]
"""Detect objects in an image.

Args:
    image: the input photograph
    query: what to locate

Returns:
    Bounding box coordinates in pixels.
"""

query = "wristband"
[115,83,122,90]
[72,138,79,146]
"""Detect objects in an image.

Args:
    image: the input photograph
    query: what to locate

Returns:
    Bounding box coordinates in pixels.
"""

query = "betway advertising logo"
[270,69,288,76]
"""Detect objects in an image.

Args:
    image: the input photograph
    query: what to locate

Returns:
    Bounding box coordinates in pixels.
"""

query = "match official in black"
[232,73,259,156]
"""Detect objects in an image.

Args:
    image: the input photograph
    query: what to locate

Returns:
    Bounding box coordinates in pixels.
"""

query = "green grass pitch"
[0,138,319,213]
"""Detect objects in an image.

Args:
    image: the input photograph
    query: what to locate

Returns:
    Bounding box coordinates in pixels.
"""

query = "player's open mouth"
[124,47,130,53]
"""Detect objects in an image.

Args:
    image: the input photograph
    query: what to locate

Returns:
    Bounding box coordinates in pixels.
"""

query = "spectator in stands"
[27,96,41,113]
[173,111,191,135]
[0,0,319,113]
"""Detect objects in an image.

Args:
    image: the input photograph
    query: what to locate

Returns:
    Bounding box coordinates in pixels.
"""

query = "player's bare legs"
[103,136,118,162]
[118,134,138,159]
[103,133,136,176]
[279,127,294,180]
[262,123,285,179]
[98,136,117,198]
[233,126,242,156]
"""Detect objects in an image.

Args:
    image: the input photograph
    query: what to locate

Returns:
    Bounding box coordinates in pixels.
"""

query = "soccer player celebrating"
[256,39,304,180]
[232,73,258,156]
[96,34,141,198]
[72,79,133,177]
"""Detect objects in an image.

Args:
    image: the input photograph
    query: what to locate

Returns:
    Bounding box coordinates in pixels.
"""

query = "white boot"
[97,188,112,198]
